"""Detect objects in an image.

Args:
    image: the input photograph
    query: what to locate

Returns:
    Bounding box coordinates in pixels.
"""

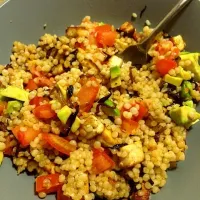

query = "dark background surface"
[0,0,200,199]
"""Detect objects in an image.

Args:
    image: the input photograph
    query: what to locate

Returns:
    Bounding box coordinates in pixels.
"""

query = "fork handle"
[141,0,193,50]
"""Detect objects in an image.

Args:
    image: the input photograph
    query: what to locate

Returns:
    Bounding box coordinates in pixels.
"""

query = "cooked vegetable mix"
[0,16,199,200]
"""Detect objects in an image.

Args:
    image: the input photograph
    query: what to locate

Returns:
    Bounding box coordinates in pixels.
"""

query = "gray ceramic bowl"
[0,0,200,200]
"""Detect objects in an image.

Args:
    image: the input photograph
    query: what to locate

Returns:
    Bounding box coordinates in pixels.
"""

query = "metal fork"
[117,0,193,65]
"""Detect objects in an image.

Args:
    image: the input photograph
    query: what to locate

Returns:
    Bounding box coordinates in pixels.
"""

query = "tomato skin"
[92,148,115,174]
[42,133,76,155]
[33,104,56,119]
[35,76,54,87]
[156,41,173,55]
[121,101,148,134]
[75,42,85,50]
[95,24,112,32]
[94,24,117,47]
[26,79,38,91]
[121,101,148,122]
[155,40,180,60]
[35,174,62,194]
[134,102,148,121]
[96,31,117,47]
[57,187,71,200]
[121,119,138,135]
[30,96,49,107]
[168,47,180,60]
[30,66,42,77]
[77,77,100,112]
[12,126,40,147]
[156,59,177,76]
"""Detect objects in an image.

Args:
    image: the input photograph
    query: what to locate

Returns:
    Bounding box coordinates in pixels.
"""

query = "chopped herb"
[140,5,147,18]
[104,99,115,108]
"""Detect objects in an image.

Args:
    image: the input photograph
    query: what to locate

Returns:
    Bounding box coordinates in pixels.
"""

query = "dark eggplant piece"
[61,106,79,137]
[94,193,106,200]
[50,86,66,107]
[0,122,7,132]
[98,93,112,103]
[110,143,128,150]
[131,183,150,200]
[108,116,115,122]
[169,161,177,170]
[67,85,74,99]
[46,48,58,59]
[118,22,136,38]
[101,106,120,117]
[128,179,137,200]
[166,84,183,105]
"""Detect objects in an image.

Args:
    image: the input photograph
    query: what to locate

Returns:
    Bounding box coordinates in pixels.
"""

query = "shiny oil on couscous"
[0,16,200,200]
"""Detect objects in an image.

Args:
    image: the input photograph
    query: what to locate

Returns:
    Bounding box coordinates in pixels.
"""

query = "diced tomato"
[26,79,38,91]
[169,47,180,59]
[92,148,115,174]
[42,133,76,155]
[0,101,7,115]
[75,42,85,50]
[156,40,180,60]
[35,174,62,194]
[121,101,148,122]
[30,96,49,107]
[134,102,148,121]
[4,147,13,156]
[12,126,40,147]
[57,187,71,200]
[121,119,139,135]
[33,104,56,119]
[156,40,173,55]
[77,77,100,112]
[30,66,42,77]
[156,59,177,76]
[35,76,54,87]
[95,24,112,32]
[96,31,117,47]
[94,24,117,47]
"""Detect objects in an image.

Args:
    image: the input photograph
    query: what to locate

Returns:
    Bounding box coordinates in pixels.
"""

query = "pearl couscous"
[0,16,200,200]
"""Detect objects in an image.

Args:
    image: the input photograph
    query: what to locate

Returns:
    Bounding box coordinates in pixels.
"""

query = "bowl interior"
[0,0,200,200]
